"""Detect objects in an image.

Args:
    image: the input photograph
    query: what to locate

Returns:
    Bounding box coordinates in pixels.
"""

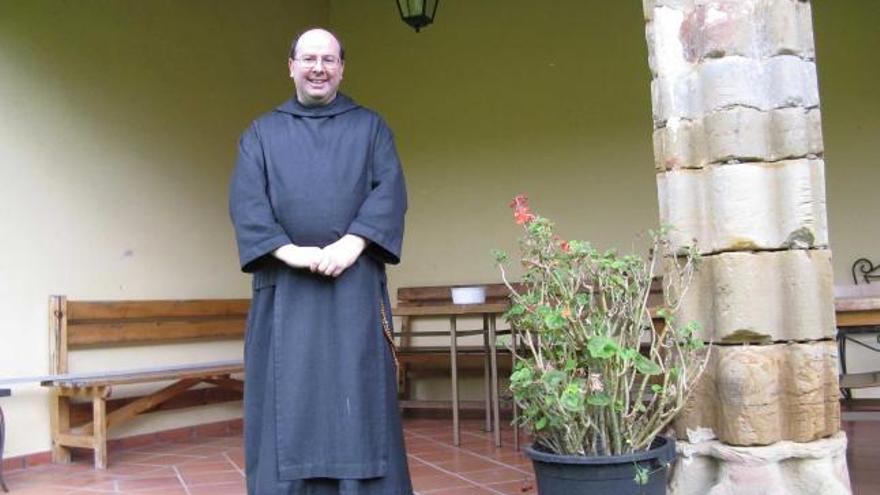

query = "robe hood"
[276,92,360,118]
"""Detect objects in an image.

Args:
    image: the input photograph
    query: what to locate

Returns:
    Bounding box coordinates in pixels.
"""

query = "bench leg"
[92,396,108,470]
[50,393,72,464]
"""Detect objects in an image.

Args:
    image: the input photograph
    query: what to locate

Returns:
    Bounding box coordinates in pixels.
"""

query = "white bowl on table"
[451,286,487,305]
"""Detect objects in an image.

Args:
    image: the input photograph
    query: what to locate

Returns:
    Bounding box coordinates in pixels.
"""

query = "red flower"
[510,194,536,225]
[509,194,529,209]
[560,241,571,252]
[514,210,536,225]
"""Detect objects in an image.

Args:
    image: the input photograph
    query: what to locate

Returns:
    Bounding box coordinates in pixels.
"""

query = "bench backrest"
[49,296,250,374]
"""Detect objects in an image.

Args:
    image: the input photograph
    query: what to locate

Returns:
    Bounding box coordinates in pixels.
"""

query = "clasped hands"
[273,234,367,278]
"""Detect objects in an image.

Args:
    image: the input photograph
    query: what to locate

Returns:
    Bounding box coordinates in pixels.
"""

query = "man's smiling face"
[289,29,345,106]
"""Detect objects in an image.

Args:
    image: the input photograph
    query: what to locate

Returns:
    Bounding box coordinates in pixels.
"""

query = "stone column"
[642,1,851,494]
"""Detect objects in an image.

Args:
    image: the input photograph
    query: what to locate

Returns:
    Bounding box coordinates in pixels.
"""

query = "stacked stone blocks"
[643,1,849,493]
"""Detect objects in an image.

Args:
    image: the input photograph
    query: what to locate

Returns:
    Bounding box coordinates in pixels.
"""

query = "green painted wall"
[328,0,880,289]
[330,0,658,291]
[0,0,327,457]
[813,1,880,278]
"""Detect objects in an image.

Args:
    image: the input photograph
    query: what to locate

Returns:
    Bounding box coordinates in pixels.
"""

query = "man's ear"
[288,58,295,78]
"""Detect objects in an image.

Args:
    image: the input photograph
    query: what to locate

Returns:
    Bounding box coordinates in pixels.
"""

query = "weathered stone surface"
[766,55,820,108]
[652,73,695,124]
[648,6,696,79]
[666,0,817,62]
[763,0,816,59]
[670,433,850,495]
[670,250,836,343]
[657,159,828,252]
[680,1,759,61]
[653,107,822,169]
[652,56,819,125]
[675,341,840,446]
[704,106,772,163]
[653,117,708,170]
[769,106,823,160]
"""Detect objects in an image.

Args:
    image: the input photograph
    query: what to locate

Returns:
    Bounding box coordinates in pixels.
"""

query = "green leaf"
[542,369,566,388]
[651,384,663,394]
[619,348,638,361]
[543,311,566,330]
[634,355,662,375]
[575,293,590,307]
[535,416,548,430]
[586,393,611,407]
[560,384,583,412]
[491,249,509,264]
[564,358,578,372]
[506,304,526,317]
[568,240,591,255]
[588,336,619,360]
[510,367,533,385]
[682,320,702,336]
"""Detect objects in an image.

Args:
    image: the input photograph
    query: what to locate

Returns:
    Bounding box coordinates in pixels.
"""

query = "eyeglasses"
[294,55,341,69]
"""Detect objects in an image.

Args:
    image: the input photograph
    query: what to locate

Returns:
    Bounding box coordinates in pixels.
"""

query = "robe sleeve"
[347,119,407,265]
[229,122,292,273]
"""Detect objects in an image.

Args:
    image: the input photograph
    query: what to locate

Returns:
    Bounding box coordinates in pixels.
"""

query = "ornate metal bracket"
[852,258,880,284]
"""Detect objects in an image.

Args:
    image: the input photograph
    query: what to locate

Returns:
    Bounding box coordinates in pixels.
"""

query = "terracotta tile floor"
[3,417,877,494]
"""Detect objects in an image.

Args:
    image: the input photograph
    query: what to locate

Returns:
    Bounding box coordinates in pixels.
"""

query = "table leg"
[838,330,852,400]
[1,403,8,492]
[512,323,520,451]
[482,314,492,433]
[450,316,460,447]
[489,315,501,448]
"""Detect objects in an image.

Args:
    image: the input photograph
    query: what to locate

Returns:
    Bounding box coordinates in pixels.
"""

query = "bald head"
[289,28,345,62]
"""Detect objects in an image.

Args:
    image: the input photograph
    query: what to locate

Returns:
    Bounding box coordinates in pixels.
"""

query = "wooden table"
[835,295,880,327]
[1,388,9,492]
[393,303,509,447]
[835,294,880,400]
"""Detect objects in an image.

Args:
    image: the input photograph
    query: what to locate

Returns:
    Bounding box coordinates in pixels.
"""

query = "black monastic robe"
[229,93,412,495]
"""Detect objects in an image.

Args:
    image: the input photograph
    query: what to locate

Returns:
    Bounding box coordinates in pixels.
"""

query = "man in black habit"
[229,28,413,495]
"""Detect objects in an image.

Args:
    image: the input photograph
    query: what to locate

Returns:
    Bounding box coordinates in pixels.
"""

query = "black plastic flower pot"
[523,435,676,495]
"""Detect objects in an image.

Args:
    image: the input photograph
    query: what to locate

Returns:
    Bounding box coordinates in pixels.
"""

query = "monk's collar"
[276,93,359,117]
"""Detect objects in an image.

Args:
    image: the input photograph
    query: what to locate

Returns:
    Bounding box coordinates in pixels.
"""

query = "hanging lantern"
[396,0,439,33]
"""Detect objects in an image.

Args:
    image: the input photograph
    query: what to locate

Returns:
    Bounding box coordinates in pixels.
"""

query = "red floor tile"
[1,417,876,494]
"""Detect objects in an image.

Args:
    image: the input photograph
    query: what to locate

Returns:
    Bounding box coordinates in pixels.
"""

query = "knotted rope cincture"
[379,297,399,372]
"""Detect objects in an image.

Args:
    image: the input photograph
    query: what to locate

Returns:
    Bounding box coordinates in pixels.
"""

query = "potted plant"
[494,195,709,495]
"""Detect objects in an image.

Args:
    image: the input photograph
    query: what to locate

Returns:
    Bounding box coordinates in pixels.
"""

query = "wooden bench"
[43,296,249,469]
